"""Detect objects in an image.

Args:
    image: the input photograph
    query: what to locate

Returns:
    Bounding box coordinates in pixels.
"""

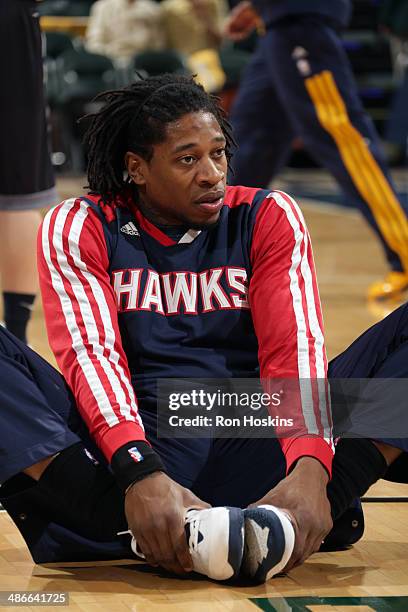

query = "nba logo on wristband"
[128,446,144,462]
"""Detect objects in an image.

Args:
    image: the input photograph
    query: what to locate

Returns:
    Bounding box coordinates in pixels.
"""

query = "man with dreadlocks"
[1,74,408,583]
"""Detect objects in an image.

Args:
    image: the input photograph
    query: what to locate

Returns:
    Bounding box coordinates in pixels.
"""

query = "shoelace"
[185,511,200,552]
[118,509,203,557]
[117,529,146,559]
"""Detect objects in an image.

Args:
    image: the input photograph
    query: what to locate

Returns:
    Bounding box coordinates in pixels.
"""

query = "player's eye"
[180,156,196,165]
[213,148,226,158]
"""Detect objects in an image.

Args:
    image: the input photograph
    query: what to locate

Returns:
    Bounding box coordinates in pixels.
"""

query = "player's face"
[126,111,228,228]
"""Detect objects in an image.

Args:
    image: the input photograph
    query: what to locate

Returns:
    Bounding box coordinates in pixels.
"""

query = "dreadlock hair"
[83,74,235,205]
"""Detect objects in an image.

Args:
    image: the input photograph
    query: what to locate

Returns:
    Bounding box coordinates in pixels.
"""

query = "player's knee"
[23,454,59,481]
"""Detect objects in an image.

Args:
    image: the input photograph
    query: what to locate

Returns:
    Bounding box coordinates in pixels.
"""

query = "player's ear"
[125,151,147,186]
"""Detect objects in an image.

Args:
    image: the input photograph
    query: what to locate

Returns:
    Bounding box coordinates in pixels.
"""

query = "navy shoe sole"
[242,505,295,583]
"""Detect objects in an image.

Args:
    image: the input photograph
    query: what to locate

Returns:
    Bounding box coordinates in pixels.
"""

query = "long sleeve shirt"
[38,186,333,485]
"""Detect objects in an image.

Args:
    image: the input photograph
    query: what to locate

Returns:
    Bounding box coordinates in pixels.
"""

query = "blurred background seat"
[131,49,189,78]
[39,0,94,17]
[52,47,119,172]
[45,31,75,59]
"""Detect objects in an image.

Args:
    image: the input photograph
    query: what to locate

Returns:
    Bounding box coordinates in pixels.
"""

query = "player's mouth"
[195,191,225,213]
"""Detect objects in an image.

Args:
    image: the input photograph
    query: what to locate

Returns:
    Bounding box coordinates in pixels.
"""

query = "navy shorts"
[1,304,408,563]
[0,0,56,209]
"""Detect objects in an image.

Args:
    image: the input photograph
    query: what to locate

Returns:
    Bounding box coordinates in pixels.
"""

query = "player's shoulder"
[39,196,114,258]
[249,189,309,243]
[44,193,123,226]
[224,185,271,209]
[224,186,303,219]
[43,195,95,219]
[264,189,306,225]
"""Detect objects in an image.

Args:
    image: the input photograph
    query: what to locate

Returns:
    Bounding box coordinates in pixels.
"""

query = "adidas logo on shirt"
[120,222,140,236]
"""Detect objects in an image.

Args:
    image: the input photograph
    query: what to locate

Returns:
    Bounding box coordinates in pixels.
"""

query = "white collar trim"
[178,229,202,244]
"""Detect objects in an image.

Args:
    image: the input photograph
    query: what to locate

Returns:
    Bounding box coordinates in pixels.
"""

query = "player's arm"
[248,190,333,567]
[224,0,263,40]
[38,198,206,573]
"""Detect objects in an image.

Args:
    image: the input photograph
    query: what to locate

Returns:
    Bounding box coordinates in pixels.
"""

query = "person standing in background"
[161,0,228,92]
[225,0,408,301]
[380,0,408,165]
[0,0,57,343]
[85,0,166,66]
[161,0,227,57]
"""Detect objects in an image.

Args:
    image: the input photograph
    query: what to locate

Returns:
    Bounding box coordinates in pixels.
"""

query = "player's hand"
[249,457,332,570]
[124,471,210,575]
[224,1,260,40]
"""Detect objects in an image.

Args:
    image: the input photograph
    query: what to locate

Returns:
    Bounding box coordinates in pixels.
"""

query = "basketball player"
[226,0,408,301]
[0,76,406,583]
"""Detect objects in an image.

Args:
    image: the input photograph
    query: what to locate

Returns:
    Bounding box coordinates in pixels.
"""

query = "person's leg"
[329,301,408,378]
[0,326,133,561]
[335,315,408,485]
[229,35,294,188]
[267,16,408,299]
[385,68,408,162]
[0,326,215,563]
[0,0,57,342]
[322,304,408,547]
[0,210,42,342]
[0,327,82,485]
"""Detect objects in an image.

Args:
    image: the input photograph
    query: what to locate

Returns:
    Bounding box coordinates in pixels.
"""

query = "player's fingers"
[168,514,193,573]
[136,533,159,567]
[294,531,324,568]
[296,541,320,568]
[147,516,186,575]
[140,521,172,569]
[283,533,306,571]
[314,533,326,553]
[157,528,187,575]
[286,521,320,571]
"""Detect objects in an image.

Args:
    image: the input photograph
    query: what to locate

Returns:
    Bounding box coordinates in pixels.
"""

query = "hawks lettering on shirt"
[112,266,249,314]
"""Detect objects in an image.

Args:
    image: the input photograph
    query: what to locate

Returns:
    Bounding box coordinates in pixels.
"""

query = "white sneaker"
[185,507,244,580]
[119,506,245,581]
[242,505,295,583]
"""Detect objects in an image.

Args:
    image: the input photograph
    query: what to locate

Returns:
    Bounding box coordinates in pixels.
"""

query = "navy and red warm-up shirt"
[38,186,334,478]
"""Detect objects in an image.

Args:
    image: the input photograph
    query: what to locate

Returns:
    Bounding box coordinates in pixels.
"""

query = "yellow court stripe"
[306,71,407,263]
[316,71,408,263]
[305,71,408,270]
[321,70,408,253]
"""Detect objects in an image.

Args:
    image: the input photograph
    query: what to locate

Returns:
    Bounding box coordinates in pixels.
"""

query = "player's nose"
[196,157,225,186]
